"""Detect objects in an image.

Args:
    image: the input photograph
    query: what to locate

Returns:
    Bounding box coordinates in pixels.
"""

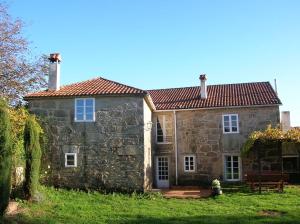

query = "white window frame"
[156,115,172,144]
[65,153,77,167]
[223,154,241,181]
[222,114,239,134]
[184,155,196,172]
[74,98,95,122]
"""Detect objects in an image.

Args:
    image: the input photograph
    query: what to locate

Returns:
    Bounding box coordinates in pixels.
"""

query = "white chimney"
[281,111,291,131]
[199,74,207,99]
[48,53,61,91]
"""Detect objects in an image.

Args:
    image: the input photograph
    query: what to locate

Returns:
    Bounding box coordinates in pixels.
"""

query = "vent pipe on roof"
[199,74,207,99]
[48,53,61,91]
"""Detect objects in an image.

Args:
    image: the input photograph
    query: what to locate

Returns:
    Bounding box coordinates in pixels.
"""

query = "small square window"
[184,155,196,172]
[65,153,77,167]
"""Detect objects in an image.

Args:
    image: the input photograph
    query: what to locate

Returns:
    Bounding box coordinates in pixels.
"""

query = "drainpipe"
[173,110,178,185]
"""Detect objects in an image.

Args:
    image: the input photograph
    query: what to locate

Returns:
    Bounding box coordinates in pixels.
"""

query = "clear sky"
[7,0,300,126]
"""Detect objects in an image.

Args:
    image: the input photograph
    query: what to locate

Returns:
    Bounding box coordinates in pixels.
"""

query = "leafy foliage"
[0,99,12,216]
[9,107,29,166]
[285,128,300,143]
[242,125,300,156]
[0,3,48,105]
[23,115,42,200]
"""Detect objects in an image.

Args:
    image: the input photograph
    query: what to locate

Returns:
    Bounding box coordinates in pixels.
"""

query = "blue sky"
[8,0,300,126]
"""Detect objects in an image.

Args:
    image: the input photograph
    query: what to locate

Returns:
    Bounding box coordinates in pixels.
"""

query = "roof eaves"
[24,92,147,100]
[154,103,282,112]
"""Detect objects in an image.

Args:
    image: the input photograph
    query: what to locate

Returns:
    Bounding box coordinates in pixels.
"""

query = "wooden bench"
[245,172,289,192]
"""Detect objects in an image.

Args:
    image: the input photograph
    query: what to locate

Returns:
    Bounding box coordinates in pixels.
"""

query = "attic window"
[75,98,95,122]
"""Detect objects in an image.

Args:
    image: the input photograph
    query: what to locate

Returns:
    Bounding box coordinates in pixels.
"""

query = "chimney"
[199,74,207,99]
[48,53,61,91]
[281,111,291,131]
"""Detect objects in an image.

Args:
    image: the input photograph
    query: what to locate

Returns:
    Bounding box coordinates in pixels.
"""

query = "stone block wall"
[28,96,149,192]
[152,106,280,186]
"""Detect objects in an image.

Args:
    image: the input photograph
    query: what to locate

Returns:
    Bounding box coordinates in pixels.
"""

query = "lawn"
[2,185,300,224]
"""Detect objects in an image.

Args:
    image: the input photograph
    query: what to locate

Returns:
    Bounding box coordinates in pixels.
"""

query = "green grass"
[2,185,300,224]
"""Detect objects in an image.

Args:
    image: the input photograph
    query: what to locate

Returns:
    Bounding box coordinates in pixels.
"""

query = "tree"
[0,99,12,216]
[0,3,48,105]
[23,115,42,200]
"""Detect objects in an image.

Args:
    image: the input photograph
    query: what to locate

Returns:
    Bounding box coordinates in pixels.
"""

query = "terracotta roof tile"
[25,77,281,111]
[147,82,281,110]
[24,77,147,98]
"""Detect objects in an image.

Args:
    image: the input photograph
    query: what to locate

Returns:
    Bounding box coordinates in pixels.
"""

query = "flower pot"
[212,187,221,196]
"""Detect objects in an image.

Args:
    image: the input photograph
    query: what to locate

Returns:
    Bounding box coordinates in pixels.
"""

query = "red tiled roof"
[147,82,281,110]
[24,77,147,98]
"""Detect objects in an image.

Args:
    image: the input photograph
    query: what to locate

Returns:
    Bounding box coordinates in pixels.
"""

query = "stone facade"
[28,94,280,190]
[152,106,280,187]
[28,96,152,192]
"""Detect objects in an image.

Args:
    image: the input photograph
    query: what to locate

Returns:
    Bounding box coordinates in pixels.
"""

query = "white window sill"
[224,179,241,182]
[184,170,196,173]
[156,142,172,145]
[74,120,96,123]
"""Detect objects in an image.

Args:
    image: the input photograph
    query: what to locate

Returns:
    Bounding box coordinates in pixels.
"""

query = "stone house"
[24,54,282,191]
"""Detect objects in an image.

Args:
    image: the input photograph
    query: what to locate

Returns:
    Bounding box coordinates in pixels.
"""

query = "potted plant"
[211,179,222,196]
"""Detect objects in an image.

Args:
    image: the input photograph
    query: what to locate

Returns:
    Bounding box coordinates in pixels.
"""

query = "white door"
[156,156,169,188]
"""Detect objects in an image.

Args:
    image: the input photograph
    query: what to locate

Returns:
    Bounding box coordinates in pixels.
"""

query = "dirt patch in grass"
[258,210,287,217]
[6,201,24,216]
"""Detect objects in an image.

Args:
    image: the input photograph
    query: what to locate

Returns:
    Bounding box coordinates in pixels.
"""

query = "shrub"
[23,115,42,200]
[0,99,12,216]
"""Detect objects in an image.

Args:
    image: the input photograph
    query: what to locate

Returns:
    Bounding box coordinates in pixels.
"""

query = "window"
[65,153,77,167]
[75,98,95,122]
[184,155,196,172]
[223,114,239,133]
[156,115,172,143]
[224,155,240,181]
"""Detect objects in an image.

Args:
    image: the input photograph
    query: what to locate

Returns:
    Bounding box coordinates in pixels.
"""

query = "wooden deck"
[156,186,212,199]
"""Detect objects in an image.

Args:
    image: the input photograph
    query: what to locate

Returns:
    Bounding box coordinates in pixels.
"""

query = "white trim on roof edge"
[144,94,156,111]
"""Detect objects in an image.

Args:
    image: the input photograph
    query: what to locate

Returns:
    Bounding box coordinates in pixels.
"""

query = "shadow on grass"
[2,213,300,224]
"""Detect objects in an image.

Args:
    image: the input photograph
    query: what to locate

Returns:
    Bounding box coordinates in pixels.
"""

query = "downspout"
[173,110,178,185]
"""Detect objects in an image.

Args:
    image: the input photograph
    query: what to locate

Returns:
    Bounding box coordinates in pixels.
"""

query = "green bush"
[0,99,12,216]
[23,115,42,200]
